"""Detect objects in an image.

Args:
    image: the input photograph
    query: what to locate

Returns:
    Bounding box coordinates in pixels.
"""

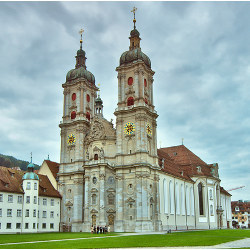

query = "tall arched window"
[94,154,98,160]
[176,182,180,215]
[210,204,214,216]
[163,179,168,213]
[198,183,204,215]
[92,194,97,205]
[181,184,185,215]
[186,186,190,216]
[128,77,133,85]
[127,97,134,106]
[169,180,174,214]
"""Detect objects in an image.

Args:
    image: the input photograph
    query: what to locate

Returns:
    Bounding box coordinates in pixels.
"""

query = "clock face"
[67,134,76,145]
[124,122,135,135]
[146,123,152,136]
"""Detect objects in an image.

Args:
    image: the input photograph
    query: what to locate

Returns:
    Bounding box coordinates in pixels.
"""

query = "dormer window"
[173,152,177,156]
[197,166,201,173]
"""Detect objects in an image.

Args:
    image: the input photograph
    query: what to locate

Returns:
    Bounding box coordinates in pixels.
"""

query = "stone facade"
[58,20,232,232]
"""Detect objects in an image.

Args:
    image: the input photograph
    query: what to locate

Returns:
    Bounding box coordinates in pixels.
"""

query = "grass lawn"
[0,229,249,249]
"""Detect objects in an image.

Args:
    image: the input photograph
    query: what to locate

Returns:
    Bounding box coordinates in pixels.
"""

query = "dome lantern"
[22,152,39,180]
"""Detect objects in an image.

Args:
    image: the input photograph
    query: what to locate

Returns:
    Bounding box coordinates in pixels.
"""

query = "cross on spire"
[30,152,33,163]
[131,7,137,29]
[79,28,84,49]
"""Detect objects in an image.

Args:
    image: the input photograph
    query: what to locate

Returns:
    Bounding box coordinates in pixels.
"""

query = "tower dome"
[22,155,39,180]
[66,30,95,84]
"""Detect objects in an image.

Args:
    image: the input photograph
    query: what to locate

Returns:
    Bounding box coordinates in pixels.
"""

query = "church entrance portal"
[108,214,114,232]
[92,214,97,226]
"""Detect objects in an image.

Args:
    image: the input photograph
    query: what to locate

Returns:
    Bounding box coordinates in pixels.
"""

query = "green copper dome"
[22,172,39,180]
[120,48,151,68]
[66,66,95,84]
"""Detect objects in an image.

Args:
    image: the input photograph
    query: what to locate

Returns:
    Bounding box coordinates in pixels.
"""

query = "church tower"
[58,29,98,232]
[114,8,161,232]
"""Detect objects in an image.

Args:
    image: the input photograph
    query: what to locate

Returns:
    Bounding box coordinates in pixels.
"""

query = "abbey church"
[57,10,232,232]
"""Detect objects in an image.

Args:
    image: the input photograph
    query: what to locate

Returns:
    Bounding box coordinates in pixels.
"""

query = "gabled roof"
[158,145,215,179]
[220,186,231,196]
[0,166,24,194]
[44,160,59,179]
[38,174,61,198]
[0,166,61,198]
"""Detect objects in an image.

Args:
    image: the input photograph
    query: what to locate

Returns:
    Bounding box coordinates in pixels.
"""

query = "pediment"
[90,209,98,213]
[106,208,116,213]
[106,188,116,193]
[91,188,98,193]
[126,197,135,203]
[65,201,73,206]
[93,146,100,152]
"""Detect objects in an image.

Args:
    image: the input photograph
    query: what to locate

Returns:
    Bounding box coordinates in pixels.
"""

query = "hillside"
[0,153,40,171]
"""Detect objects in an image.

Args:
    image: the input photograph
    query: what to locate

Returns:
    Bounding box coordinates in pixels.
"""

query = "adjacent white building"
[0,162,61,233]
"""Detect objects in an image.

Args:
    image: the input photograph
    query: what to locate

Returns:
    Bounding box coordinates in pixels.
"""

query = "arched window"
[92,194,97,205]
[128,77,133,86]
[198,183,204,215]
[86,112,90,121]
[86,94,90,102]
[186,186,190,216]
[127,97,134,106]
[209,189,213,200]
[94,154,98,160]
[108,194,115,205]
[169,180,174,214]
[72,93,76,101]
[210,204,214,216]
[144,79,147,87]
[176,182,180,215]
[71,111,76,120]
[163,179,168,214]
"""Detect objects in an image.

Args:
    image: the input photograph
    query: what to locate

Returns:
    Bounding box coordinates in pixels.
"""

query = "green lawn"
[0,229,249,249]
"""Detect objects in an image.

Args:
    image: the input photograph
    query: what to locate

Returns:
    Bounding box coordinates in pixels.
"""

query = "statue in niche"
[100,148,104,159]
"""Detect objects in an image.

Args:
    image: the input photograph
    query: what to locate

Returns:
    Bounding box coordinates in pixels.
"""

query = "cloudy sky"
[0,1,249,201]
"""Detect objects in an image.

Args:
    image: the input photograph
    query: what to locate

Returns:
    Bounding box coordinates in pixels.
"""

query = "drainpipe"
[206,178,210,229]
[184,181,188,230]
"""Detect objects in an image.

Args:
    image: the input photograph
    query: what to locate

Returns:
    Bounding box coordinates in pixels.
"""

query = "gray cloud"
[0,2,249,201]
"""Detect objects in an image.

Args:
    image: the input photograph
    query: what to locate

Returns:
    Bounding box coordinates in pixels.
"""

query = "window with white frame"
[0,223,1,229]
[163,179,168,214]
[0,208,2,217]
[8,195,13,203]
[18,196,22,203]
[17,209,22,217]
[25,223,28,229]
[38,210,39,218]
[26,196,30,204]
[34,196,37,204]
[26,182,31,190]
[34,182,37,190]
[7,209,12,217]
[181,184,185,215]
[25,209,29,217]
[33,223,36,229]
[0,194,3,202]
[175,182,180,215]
[33,209,36,217]
[16,223,21,229]
[43,198,47,206]
[51,199,54,206]
[42,223,46,229]
[42,211,47,218]
[6,223,11,229]
[50,223,54,229]
[50,211,54,218]
[186,186,190,216]
[169,180,174,214]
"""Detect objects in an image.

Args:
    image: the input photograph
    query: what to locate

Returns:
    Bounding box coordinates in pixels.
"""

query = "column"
[99,172,106,225]
[115,175,124,231]
[73,178,83,226]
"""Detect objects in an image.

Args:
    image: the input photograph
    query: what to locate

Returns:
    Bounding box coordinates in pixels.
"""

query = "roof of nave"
[85,116,116,143]
[44,160,59,179]
[38,173,61,198]
[0,166,61,198]
[0,166,24,194]
[220,186,232,197]
[158,145,217,180]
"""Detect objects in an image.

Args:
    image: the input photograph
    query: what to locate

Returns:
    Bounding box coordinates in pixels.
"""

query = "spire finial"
[30,152,32,163]
[131,7,137,29]
[79,28,84,50]
[182,138,184,145]
[98,83,101,97]
[48,154,50,160]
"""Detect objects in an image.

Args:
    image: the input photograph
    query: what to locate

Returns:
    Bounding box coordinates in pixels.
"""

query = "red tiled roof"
[231,200,250,213]
[220,186,231,196]
[38,174,61,198]
[158,145,215,178]
[44,160,59,179]
[0,166,24,194]
[0,166,61,198]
